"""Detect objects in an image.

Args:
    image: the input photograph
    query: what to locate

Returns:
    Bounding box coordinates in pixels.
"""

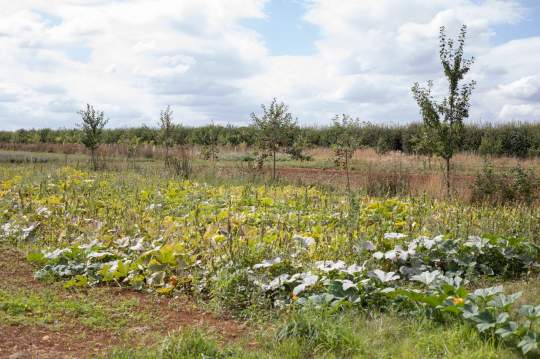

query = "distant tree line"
[2,121,540,159]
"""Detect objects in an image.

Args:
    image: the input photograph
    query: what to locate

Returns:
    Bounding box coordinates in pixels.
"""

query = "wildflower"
[452,297,464,305]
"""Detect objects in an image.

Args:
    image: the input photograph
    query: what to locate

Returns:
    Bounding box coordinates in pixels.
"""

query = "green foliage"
[119,133,141,161]
[0,288,141,329]
[3,165,540,357]
[399,281,540,356]
[5,121,540,160]
[197,123,220,161]
[332,115,362,160]
[209,267,267,316]
[472,163,538,205]
[169,148,193,180]
[251,98,298,179]
[105,310,518,358]
[285,130,312,162]
[501,126,532,159]
[479,132,503,157]
[411,127,436,157]
[159,105,176,166]
[332,114,362,191]
[158,329,225,359]
[411,25,476,195]
[107,329,229,359]
[276,308,362,357]
[375,135,392,156]
[78,104,108,170]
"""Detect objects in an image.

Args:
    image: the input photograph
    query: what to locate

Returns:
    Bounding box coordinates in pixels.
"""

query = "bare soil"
[0,247,246,359]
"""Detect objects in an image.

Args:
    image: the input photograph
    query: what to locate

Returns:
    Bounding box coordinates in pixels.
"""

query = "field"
[1,151,540,358]
[2,143,540,200]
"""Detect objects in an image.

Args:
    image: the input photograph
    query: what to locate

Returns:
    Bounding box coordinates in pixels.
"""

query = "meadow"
[2,143,540,200]
[1,151,540,358]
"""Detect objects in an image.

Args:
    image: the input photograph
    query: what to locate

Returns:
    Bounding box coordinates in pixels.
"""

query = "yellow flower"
[47,195,62,206]
[452,297,464,305]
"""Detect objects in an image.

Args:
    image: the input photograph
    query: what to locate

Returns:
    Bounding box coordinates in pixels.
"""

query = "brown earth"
[219,163,475,199]
[0,247,247,359]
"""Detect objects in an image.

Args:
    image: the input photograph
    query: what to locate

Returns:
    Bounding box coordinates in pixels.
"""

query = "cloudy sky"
[1,0,539,130]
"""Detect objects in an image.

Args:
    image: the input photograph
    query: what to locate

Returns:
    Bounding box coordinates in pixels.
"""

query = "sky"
[0,0,539,130]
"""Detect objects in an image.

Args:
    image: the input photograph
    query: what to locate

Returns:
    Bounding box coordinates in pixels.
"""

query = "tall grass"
[105,309,517,358]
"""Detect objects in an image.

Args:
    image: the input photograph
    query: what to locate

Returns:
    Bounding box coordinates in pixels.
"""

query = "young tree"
[224,124,242,150]
[119,133,140,168]
[375,134,392,156]
[411,128,436,169]
[286,129,311,161]
[78,104,108,170]
[332,114,362,193]
[250,98,298,180]
[411,25,476,197]
[478,133,503,158]
[198,123,220,161]
[159,105,176,167]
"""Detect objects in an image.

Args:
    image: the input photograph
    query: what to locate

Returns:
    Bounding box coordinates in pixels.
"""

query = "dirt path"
[0,247,246,359]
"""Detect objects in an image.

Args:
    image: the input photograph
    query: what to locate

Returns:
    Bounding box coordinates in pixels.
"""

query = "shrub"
[471,162,538,205]
[210,267,266,316]
[478,134,502,157]
[507,165,537,204]
[169,148,193,180]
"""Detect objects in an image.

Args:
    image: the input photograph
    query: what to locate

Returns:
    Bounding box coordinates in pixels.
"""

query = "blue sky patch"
[242,0,319,56]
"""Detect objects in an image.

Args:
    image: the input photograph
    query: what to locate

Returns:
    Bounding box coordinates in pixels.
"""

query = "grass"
[0,287,146,330]
[1,146,539,200]
[106,309,518,358]
[0,245,247,357]
[107,328,227,359]
[1,271,528,358]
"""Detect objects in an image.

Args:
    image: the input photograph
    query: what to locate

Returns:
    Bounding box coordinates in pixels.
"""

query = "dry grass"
[1,142,538,201]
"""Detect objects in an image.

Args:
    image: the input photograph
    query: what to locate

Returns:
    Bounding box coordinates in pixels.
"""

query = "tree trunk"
[273,150,276,180]
[91,148,96,170]
[345,152,350,193]
[445,157,451,198]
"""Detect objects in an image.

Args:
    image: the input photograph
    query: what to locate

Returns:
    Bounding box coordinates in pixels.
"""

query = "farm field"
[2,146,540,201]
[1,158,540,358]
[4,1,540,357]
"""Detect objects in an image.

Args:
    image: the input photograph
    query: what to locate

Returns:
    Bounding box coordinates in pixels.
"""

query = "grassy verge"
[0,287,146,329]
[106,309,518,359]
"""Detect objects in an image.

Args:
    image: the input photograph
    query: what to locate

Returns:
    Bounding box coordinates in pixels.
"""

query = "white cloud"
[0,0,539,130]
[293,0,536,123]
[0,0,268,129]
[497,76,540,101]
[499,104,540,121]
